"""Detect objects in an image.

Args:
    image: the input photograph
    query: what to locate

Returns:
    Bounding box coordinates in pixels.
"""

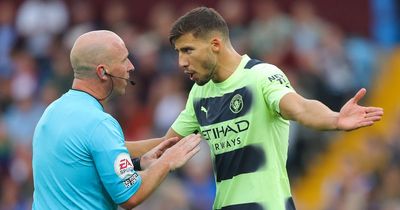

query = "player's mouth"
[184,71,195,81]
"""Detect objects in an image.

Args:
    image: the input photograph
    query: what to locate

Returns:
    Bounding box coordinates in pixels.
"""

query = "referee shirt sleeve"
[89,117,142,204]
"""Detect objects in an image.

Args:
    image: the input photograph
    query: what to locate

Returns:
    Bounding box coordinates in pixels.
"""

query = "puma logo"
[201,106,208,118]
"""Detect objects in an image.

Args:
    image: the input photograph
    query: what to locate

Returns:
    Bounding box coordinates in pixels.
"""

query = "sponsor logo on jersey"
[114,153,140,188]
[268,73,290,88]
[114,153,134,179]
[123,173,140,188]
[202,120,249,140]
[201,106,208,118]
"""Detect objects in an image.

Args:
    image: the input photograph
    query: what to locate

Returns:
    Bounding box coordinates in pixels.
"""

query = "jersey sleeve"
[259,65,295,114]
[171,88,200,136]
[89,117,142,204]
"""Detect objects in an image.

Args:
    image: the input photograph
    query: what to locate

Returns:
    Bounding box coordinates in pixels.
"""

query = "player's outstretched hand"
[160,134,201,171]
[140,137,180,170]
[337,88,384,131]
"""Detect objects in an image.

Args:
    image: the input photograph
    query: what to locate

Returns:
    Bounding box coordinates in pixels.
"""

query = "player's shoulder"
[243,60,284,78]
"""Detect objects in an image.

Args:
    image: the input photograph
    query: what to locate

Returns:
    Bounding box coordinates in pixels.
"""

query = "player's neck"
[213,49,242,83]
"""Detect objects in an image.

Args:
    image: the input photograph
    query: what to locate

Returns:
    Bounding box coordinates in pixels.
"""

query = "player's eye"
[182,48,193,54]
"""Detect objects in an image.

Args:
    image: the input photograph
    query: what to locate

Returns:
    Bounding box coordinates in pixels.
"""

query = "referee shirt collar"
[69,89,105,111]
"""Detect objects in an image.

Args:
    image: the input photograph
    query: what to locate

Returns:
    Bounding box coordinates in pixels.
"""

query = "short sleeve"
[89,117,142,204]
[171,88,200,136]
[259,65,295,114]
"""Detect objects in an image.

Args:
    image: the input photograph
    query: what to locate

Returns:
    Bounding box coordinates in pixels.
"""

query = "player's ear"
[210,37,221,52]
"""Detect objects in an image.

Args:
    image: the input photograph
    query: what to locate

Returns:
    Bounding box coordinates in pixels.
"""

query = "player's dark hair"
[169,7,229,45]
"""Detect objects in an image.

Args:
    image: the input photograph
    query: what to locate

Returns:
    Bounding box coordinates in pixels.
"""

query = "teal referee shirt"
[32,89,141,209]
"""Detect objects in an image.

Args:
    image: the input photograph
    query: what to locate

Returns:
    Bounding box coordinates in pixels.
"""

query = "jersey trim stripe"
[285,197,296,210]
[217,202,264,210]
[244,59,264,69]
[215,145,266,182]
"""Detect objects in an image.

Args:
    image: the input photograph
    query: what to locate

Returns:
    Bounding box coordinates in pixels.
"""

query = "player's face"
[174,33,217,86]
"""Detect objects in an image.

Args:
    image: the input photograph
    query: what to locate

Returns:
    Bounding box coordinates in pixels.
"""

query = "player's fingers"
[169,134,199,157]
[365,111,384,118]
[365,107,384,114]
[176,134,195,146]
[365,116,382,122]
[183,145,201,162]
[352,88,367,104]
[157,137,179,152]
[358,121,374,127]
[170,145,201,170]
[182,134,201,152]
[163,137,180,147]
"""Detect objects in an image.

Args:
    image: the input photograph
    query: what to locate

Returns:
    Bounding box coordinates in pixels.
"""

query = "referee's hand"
[140,137,180,170]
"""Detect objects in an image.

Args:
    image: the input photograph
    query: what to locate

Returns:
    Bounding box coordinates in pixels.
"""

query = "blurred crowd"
[0,0,399,209]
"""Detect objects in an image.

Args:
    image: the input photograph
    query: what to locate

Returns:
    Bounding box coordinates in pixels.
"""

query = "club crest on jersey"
[114,153,134,179]
[230,94,243,114]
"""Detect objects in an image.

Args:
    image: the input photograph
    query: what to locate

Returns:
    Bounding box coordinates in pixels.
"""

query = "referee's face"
[107,41,134,94]
[174,33,217,86]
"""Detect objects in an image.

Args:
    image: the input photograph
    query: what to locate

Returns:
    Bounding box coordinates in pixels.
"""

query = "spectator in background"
[135,176,191,210]
[62,0,98,50]
[5,49,43,148]
[0,0,16,80]
[290,1,325,59]
[318,25,354,111]
[145,2,178,75]
[0,0,16,113]
[15,0,69,58]
[216,0,249,54]
[370,0,400,50]
[248,0,292,65]
[0,175,29,210]
[152,74,186,136]
[0,119,11,178]
[323,155,372,210]
[102,0,130,31]
[45,38,73,94]
[345,35,377,91]
[115,86,154,140]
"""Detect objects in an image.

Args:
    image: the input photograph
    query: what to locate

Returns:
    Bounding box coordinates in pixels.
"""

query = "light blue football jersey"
[33,89,141,209]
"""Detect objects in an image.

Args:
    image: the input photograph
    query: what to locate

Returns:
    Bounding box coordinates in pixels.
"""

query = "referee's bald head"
[70,30,125,79]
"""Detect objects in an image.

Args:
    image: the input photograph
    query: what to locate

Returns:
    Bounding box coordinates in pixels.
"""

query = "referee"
[32,30,201,209]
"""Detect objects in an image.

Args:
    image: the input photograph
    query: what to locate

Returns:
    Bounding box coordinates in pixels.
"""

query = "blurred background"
[0,0,399,209]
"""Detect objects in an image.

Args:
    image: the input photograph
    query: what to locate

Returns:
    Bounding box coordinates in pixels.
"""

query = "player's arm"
[125,138,164,158]
[165,127,184,139]
[279,88,383,131]
[120,134,201,209]
[125,128,185,158]
[126,128,189,172]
